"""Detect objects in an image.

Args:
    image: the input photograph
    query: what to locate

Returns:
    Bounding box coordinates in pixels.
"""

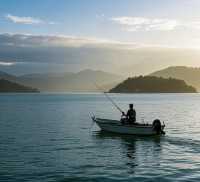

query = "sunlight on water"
[0,93,200,181]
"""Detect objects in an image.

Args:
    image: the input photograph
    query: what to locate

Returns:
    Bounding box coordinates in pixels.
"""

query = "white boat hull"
[92,117,165,136]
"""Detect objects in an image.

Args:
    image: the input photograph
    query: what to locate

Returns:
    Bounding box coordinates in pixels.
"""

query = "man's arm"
[133,109,136,117]
[126,110,130,118]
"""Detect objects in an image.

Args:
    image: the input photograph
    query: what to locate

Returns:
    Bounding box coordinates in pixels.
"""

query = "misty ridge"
[0,69,124,92]
[150,66,200,91]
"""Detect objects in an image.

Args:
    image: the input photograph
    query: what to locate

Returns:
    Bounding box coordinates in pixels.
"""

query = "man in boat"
[122,104,136,124]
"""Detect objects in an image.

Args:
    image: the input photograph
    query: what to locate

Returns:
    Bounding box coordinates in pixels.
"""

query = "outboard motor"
[153,119,165,135]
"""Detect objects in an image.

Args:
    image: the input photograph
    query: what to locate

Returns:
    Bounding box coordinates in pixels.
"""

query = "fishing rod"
[94,83,124,114]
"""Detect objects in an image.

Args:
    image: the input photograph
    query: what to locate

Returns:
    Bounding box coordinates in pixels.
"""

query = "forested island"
[109,76,197,93]
[0,79,39,93]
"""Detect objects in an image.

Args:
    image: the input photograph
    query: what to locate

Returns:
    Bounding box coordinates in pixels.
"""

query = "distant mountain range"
[150,66,200,91]
[0,79,39,93]
[2,66,200,93]
[0,69,124,92]
[109,76,196,93]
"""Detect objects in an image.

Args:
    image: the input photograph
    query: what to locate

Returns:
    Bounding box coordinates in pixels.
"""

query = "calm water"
[1,93,200,182]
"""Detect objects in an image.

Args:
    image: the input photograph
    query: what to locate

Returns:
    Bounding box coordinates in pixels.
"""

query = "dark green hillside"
[109,76,197,93]
[0,79,39,92]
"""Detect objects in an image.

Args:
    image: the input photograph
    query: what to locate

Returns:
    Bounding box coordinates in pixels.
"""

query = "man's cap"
[129,104,133,107]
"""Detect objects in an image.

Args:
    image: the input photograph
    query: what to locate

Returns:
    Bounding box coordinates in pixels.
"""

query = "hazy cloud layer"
[0,34,200,75]
[0,33,142,48]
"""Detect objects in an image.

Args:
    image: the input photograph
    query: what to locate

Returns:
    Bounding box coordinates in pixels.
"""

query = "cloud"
[0,61,16,66]
[5,14,56,25]
[48,21,57,25]
[96,14,105,20]
[6,14,43,24]
[111,16,200,32]
[111,17,179,31]
[187,21,200,30]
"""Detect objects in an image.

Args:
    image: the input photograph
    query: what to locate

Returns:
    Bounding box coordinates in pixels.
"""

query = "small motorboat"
[92,85,165,135]
[92,116,165,136]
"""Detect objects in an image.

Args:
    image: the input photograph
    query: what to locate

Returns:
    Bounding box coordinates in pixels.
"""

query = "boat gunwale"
[94,118,165,129]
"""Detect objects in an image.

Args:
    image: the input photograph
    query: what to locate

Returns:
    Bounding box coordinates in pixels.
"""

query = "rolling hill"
[0,79,39,92]
[0,71,16,80]
[109,76,196,93]
[150,66,200,91]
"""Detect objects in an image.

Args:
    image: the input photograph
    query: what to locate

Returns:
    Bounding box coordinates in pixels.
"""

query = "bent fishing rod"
[94,83,124,114]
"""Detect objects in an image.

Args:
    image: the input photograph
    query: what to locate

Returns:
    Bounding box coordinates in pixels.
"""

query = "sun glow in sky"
[1,0,200,75]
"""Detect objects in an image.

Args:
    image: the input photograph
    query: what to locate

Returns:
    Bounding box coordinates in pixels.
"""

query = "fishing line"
[94,82,124,114]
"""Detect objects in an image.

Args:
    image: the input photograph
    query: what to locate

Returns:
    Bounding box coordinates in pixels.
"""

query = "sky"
[1,0,200,75]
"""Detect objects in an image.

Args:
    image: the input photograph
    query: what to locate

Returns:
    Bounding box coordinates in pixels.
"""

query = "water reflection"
[93,131,163,174]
